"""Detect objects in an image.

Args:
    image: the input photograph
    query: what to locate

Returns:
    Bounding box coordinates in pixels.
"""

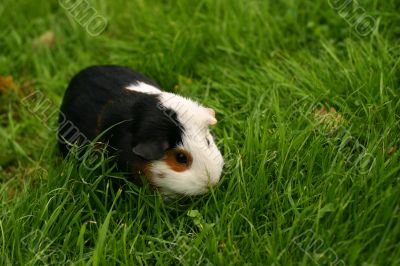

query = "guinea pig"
[58,65,224,197]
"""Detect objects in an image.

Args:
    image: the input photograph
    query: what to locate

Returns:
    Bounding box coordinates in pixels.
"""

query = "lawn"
[0,0,400,265]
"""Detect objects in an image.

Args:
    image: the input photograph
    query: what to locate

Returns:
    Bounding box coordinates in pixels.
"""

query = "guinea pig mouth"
[150,171,219,197]
[166,183,211,197]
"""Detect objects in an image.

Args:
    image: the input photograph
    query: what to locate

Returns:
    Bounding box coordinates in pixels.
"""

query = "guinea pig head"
[132,92,224,197]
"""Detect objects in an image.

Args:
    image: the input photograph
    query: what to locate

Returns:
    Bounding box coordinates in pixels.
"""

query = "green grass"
[1,0,400,265]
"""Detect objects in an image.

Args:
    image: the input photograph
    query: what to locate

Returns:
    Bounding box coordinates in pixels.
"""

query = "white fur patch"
[159,92,216,131]
[149,92,224,197]
[125,82,161,94]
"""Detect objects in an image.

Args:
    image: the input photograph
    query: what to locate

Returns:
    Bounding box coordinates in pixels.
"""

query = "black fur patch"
[58,65,184,171]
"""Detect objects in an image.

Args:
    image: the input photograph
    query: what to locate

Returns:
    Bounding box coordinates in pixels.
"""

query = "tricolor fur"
[58,65,224,197]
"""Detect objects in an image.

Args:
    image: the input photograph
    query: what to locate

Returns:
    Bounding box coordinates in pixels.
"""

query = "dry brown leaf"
[313,106,345,131]
[0,75,18,95]
[0,76,34,97]
[32,30,55,48]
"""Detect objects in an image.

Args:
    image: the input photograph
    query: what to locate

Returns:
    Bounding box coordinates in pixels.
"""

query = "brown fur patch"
[129,159,161,191]
[164,148,193,172]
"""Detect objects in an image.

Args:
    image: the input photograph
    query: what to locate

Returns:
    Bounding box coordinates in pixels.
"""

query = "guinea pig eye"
[165,149,193,172]
[206,138,210,146]
[175,152,188,165]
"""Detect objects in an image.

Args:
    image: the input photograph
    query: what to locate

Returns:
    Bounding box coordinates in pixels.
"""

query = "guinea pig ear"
[202,107,217,125]
[132,140,169,160]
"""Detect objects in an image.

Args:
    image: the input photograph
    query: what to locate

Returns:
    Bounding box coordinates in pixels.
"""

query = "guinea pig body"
[58,65,224,197]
